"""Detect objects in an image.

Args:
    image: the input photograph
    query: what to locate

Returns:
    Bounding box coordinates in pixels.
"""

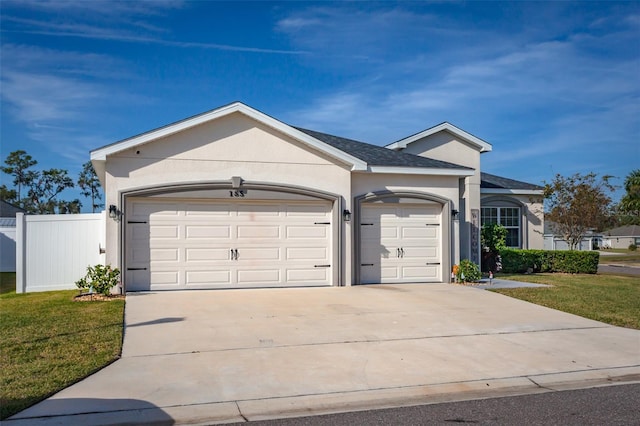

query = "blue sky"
[1,1,639,210]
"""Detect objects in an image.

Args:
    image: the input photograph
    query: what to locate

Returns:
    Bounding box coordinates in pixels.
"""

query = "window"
[481,207,521,248]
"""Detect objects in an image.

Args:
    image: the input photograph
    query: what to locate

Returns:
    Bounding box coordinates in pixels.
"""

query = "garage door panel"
[286,247,328,261]
[151,271,179,285]
[286,268,329,283]
[186,270,231,285]
[286,203,332,217]
[186,248,230,261]
[237,225,280,239]
[403,246,439,260]
[286,225,328,239]
[150,248,179,262]
[401,226,438,239]
[185,203,233,216]
[238,269,280,284]
[186,225,230,239]
[237,247,281,261]
[402,265,439,279]
[150,225,179,239]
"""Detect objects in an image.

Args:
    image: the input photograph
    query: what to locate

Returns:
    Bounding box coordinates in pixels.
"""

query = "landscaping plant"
[456,259,481,283]
[75,264,120,296]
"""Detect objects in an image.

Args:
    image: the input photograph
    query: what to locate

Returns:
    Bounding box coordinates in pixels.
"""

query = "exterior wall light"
[451,209,459,220]
[343,209,352,222]
[109,205,121,222]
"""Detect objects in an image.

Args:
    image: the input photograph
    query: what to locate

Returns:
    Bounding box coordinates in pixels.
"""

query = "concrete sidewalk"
[7,284,640,425]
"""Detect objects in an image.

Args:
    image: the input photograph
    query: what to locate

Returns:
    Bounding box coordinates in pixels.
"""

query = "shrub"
[75,264,121,296]
[499,248,599,274]
[629,244,637,252]
[456,259,481,283]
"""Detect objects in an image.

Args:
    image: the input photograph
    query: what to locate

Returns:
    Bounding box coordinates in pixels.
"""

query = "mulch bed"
[74,293,126,302]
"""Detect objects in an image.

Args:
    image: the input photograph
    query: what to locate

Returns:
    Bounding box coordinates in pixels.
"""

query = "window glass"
[481,206,521,248]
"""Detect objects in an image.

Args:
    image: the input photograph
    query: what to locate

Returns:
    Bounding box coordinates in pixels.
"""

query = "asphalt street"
[238,383,640,425]
[598,264,640,276]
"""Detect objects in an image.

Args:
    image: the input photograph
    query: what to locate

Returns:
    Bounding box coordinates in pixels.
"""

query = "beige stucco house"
[91,102,543,291]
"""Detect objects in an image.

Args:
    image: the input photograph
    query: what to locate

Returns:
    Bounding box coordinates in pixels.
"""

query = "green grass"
[599,251,640,264]
[493,273,640,330]
[1,272,16,294]
[0,287,125,419]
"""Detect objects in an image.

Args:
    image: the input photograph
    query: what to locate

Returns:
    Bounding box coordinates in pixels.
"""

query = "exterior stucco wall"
[481,193,544,249]
[103,113,353,284]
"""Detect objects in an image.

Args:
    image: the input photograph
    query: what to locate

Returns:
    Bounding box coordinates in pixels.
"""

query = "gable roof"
[90,102,368,182]
[481,172,543,195]
[0,200,25,218]
[295,128,474,175]
[604,225,640,237]
[386,122,492,153]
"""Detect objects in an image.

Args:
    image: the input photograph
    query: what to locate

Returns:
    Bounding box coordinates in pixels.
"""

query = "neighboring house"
[602,225,640,249]
[0,200,26,272]
[543,220,601,251]
[90,102,543,291]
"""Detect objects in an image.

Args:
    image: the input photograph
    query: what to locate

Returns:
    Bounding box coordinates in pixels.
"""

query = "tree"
[28,168,76,214]
[78,161,103,213]
[481,223,507,272]
[0,150,38,206]
[617,169,640,224]
[544,172,615,250]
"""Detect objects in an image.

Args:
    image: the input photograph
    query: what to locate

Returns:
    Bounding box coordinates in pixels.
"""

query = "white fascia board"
[386,122,493,153]
[365,166,475,176]
[90,102,367,171]
[481,188,543,195]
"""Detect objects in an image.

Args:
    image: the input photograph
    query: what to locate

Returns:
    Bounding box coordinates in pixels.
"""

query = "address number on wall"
[229,190,246,197]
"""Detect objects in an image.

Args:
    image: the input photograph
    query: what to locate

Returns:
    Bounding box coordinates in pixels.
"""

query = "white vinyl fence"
[16,212,106,293]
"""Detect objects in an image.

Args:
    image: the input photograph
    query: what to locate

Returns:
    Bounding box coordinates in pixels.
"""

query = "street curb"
[6,367,639,425]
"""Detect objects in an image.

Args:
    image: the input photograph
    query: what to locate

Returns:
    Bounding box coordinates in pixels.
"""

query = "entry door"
[360,203,441,283]
[125,198,333,291]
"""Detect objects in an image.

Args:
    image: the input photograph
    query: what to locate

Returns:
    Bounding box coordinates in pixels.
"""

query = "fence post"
[15,212,26,293]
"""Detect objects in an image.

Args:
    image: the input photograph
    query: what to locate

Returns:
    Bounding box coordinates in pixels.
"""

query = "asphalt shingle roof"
[0,200,25,218]
[605,225,640,237]
[295,127,473,170]
[480,172,543,190]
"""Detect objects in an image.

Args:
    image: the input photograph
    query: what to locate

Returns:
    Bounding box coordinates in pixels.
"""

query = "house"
[0,200,26,272]
[543,220,601,251]
[602,225,640,249]
[91,102,543,291]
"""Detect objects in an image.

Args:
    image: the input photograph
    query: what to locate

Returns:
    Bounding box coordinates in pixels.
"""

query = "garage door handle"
[127,267,147,271]
[314,264,330,268]
[230,249,239,260]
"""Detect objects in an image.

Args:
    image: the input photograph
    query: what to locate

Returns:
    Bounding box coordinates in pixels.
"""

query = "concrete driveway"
[9,284,640,425]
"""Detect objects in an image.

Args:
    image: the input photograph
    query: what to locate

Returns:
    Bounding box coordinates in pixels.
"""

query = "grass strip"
[0,284,125,419]
[492,273,640,330]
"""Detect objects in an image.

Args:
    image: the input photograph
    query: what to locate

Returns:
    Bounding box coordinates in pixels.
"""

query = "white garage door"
[125,198,333,291]
[360,203,441,284]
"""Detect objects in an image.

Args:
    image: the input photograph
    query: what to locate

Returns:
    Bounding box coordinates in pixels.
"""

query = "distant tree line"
[0,150,102,214]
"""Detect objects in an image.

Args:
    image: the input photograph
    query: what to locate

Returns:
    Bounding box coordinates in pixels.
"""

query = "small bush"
[499,248,599,274]
[76,264,121,296]
[456,259,481,283]
[629,244,637,252]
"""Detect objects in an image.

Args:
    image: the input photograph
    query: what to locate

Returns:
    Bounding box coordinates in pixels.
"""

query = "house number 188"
[229,190,245,197]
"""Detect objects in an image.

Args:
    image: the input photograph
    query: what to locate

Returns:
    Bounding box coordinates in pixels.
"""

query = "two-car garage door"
[125,198,333,291]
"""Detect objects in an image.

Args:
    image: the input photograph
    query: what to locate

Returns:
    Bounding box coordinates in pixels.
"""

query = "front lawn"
[0,288,125,419]
[493,273,640,330]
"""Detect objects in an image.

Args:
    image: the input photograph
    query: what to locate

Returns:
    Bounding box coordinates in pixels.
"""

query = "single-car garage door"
[360,203,441,284]
[125,198,333,291]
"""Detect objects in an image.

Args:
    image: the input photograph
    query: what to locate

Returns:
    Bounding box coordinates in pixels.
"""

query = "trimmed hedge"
[499,248,599,274]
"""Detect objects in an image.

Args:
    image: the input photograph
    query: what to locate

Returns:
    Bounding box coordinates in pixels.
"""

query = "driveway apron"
[8,284,640,425]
